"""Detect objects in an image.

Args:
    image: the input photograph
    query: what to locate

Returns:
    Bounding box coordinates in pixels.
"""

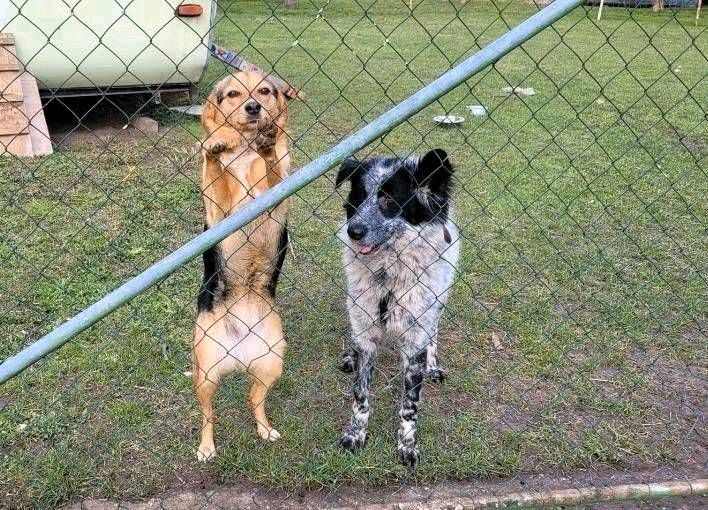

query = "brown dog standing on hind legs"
[193,71,290,462]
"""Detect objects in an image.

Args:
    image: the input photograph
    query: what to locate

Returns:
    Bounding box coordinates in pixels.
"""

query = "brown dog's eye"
[227,90,240,98]
[258,87,270,95]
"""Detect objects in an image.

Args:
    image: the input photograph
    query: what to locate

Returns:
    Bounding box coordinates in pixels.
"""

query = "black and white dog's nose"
[245,101,261,115]
[347,224,367,240]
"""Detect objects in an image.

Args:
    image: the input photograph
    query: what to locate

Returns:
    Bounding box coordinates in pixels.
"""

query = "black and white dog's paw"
[426,366,446,383]
[397,445,420,468]
[338,348,358,373]
[339,429,366,451]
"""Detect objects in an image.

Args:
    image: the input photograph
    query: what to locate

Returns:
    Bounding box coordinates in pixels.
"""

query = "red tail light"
[177,3,203,17]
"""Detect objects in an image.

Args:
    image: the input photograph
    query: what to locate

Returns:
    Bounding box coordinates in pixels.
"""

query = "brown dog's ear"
[213,75,232,105]
[201,94,218,132]
[201,76,230,132]
[272,83,289,132]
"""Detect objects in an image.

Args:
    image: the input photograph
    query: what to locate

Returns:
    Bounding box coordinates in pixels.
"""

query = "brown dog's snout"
[245,101,262,115]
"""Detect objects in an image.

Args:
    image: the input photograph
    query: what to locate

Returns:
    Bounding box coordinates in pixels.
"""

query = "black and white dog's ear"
[416,149,454,193]
[335,157,361,188]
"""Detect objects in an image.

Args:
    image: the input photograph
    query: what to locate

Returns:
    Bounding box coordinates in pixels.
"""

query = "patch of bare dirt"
[42,95,165,148]
[58,465,706,510]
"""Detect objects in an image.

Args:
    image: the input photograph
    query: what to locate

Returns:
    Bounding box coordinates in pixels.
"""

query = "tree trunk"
[283,0,298,8]
[652,0,664,12]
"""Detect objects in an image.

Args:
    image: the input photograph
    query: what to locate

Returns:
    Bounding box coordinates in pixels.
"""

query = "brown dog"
[193,71,290,461]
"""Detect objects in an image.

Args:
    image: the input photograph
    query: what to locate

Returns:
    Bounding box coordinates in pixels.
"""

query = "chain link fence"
[1,0,706,508]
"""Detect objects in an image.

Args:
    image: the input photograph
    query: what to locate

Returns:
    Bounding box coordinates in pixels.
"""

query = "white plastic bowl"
[433,114,464,125]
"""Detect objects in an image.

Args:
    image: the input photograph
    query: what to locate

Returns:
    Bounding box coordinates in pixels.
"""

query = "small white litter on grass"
[502,86,536,96]
[491,331,505,351]
[183,371,193,377]
[17,423,27,432]
[466,104,488,117]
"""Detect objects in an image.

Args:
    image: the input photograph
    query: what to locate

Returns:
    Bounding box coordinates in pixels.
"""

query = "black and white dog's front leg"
[339,331,378,451]
[420,303,446,383]
[397,340,427,468]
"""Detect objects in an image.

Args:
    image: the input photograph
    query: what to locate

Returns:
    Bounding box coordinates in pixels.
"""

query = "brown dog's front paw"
[196,442,216,462]
[253,124,278,153]
[203,138,227,155]
[257,425,281,442]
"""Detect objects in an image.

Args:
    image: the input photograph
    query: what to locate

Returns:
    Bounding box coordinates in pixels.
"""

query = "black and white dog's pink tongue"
[358,244,374,254]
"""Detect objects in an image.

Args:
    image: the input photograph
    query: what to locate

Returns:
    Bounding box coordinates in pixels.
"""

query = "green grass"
[1,1,706,507]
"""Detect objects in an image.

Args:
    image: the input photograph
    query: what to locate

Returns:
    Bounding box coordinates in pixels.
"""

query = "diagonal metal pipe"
[0,0,586,384]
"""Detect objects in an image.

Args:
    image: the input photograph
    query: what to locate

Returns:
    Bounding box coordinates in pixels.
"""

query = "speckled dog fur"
[335,149,460,467]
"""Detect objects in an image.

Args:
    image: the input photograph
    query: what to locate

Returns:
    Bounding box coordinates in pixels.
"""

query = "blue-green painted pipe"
[0,0,585,384]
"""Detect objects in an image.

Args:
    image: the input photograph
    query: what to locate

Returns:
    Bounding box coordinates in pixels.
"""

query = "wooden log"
[21,72,52,156]
[0,33,53,156]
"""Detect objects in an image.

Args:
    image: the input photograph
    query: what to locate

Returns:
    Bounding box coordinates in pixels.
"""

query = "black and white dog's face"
[335,148,454,254]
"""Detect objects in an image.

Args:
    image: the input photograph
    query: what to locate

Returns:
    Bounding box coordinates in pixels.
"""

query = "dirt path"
[59,465,706,509]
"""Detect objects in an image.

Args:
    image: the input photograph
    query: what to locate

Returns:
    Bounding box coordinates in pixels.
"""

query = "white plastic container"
[0,0,216,96]
[467,105,488,117]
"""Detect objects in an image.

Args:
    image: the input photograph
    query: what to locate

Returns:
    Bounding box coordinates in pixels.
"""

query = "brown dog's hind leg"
[194,363,220,462]
[247,349,284,442]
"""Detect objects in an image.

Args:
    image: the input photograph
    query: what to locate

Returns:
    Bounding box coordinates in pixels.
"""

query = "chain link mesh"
[0,0,705,508]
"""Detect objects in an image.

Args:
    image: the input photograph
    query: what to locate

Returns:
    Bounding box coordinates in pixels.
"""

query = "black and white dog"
[335,148,460,467]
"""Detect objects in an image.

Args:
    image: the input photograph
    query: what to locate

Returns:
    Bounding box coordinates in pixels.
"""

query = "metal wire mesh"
[0,0,705,508]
